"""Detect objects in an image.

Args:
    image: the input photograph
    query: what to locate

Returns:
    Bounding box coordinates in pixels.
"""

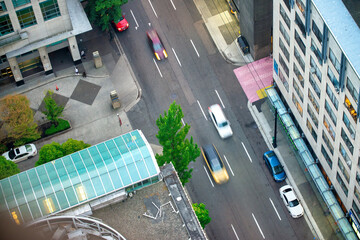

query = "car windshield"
[218,121,228,127]
[266,152,275,158]
[117,16,124,22]
[153,43,162,51]
[273,165,284,174]
[289,199,300,207]
[8,149,16,159]
[210,158,223,171]
[25,144,32,152]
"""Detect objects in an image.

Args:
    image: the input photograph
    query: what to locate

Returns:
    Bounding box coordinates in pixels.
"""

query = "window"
[40,0,60,21]
[296,0,305,16]
[310,56,322,82]
[309,89,319,113]
[12,0,30,8]
[329,48,341,73]
[323,116,335,141]
[325,100,337,125]
[295,31,306,54]
[279,38,289,60]
[283,0,290,10]
[321,145,332,168]
[346,77,359,104]
[339,143,352,169]
[343,113,355,140]
[341,129,354,154]
[280,4,291,28]
[338,159,350,183]
[312,20,323,43]
[309,74,321,98]
[344,96,358,122]
[279,54,289,76]
[307,104,318,127]
[0,1,7,12]
[293,80,303,102]
[0,14,14,36]
[294,47,305,71]
[306,119,317,141]
[279,22,290,45]
[322,131,334,155]
[0,55,7,64]
[292,93,303,116]
[16,6,37,28]
[293,63,304,87]
[355,194,360,210]
[327,67,339,91]
[336,172,348,196]
[295,13,306,36]
[279,69,289,92]
[311,39,322,64]
[326,84,339,110]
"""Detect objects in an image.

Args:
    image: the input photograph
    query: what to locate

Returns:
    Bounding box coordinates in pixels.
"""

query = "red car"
[114,16,129,32]
[146,29,168,60]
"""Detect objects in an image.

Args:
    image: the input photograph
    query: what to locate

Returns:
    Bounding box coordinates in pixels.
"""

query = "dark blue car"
[263,151,286,182]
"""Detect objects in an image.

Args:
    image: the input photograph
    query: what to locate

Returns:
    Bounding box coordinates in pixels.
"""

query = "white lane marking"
[190,39,200,57]
[181,118,185,126]
[172,48,182,67]
[252,213,265,239]
[215,90,225,108]
[269,198,282,221]
[148,0,158,18]
[153,58,163,78]
[242,142,252,163]
[170,0,176,10]
[203,165,214,187]
[223,155,234,176]
[197,100,207,120]
[130,10,139,29]
[231,224,240,240]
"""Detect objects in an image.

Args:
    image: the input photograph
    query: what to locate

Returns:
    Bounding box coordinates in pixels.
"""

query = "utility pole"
[272,108,277,148]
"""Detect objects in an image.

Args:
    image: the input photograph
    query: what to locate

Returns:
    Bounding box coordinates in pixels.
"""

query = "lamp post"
[272,107,277,148]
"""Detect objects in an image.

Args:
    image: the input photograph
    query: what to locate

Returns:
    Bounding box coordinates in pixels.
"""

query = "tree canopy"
[85,0,128,32]
[192,203,211,229]
[155,101,200,185]
[0,156,20,180]
[42,90,64,126]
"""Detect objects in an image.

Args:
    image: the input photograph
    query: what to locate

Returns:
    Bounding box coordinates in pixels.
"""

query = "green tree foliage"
[0,156,20,180]
[155,101,200,185]
[85,0,128,32]
[192,203,211,229]
[0,94,40,146]
[35,139,91,166]
[42,90,64,126]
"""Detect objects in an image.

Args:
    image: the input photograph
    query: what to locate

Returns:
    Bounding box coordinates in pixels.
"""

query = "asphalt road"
[119,0,314,239]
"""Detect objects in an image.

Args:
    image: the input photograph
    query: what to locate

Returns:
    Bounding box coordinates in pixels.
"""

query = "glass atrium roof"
[0,130,160,224]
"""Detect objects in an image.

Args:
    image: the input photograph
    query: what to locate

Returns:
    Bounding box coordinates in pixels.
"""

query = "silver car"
[208,104,233,139]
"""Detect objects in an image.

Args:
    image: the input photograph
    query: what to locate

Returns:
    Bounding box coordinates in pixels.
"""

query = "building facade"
[0,0,91,86]
[273,0,360,232]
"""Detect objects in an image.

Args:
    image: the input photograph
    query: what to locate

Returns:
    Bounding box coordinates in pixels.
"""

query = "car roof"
[202,144,217,158]
[265,151,280,165]
[209,104,227,122]
[284,190,297,202]
[147,29,160,42]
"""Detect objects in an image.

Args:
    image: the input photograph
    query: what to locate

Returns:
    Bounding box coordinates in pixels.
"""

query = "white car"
[2,144,37,163]
[208,104,233,139]
[279,185,304,218]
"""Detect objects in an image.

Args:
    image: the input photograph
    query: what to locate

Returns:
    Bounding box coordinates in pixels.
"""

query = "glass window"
[295,31,306,54]
[338,159,350,183]
[344,95,358,122]
[326,84,339,110]
[279,69,289,92]
[293,63,304,87]
[12,0,30,8]
[323,116,335,141]
[327,67,339,91]
[312,20,323,43]
[336,172,348,196]
[283,0,290,10]
[296,0,305,16]
[280,4,290,28]
[322,131,334,155]
[329,48,341,73]
[0,14,14,36]
[325,100,337,125]
[0,1,7,11]
[310,56,322,82]
[0,55,7,64]
[341,129,354,154]
[346,77,359,104]
[16,6,37,28]
[308,89,319,113]
[279,22,290,45]
[340,143,352,169]
[321,145,332,168]
[343,113,355,140]
[294,47,305,71]
[295,13,306,36]
[279,38,289,60]
[292,93,303,116]
[309,74,321,98]
[311,39,322,64]
[306,119,317,141]
[307,104,318,127]
[40,0,60,21]
[355,193,360,210]
[279,54,289,76]
[293,80,303,102]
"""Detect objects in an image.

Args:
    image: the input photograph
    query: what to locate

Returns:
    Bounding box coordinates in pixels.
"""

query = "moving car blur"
[201,144,229,184]
[208,104,233,139]
[146,29,168,60]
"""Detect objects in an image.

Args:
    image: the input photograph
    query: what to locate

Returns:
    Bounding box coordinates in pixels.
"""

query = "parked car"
[2,144,37,163]
[279,185,304,218]
[146,29,168,60]
[208,104,233,139]
[201,144,229,184]
[113,15,129,32]
[263,150,286,182]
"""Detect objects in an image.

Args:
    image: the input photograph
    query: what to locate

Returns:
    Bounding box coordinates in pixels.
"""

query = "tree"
[0,94,40,146]
[85,0,128,32]
[155,101,200,185]
[42,90,64,126]
[192,203,211,229]
[61,138,91,155]
[0,156,20,180]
